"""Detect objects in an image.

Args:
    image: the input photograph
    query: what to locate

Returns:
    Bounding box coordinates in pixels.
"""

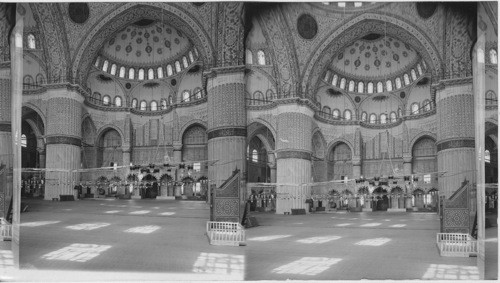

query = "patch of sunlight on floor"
[336,223,352,227]
[390,224,407,228]
[0,250,14,268]
[360,223,382,227]
[21,221,61,227]
[129,210,150,215]
[192,252,244,277]
[41,244,111,263]
[351,218,358,220]
[362,219,373,221]
[296,236,341,244]
[292,223,303,225]
[384,219,391,221]
[105,210,122,214]
[355,238,391,246]
[272,257,342,276]
[62,209,72,211]
[247,235,292,241]
[66,223,110,231]
[124,225,161,234]
[421,264,479,280]
[159,212,176,216]
[152,207,160,209]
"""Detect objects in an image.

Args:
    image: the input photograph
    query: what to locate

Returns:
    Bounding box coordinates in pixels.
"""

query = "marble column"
[44,91,83,200]
[275,106,313,214]
[435,81,475,199]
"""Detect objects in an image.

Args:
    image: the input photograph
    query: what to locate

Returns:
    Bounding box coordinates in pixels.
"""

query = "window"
[338,2,346,7]
[27,34,36,49]
[36,74,44,86]
[380,113,387,124]
[332,109,340,119]
[348,80,355,92]
[357,82,364,93]
[390,112,397,123]
[266,89,275,101]
[367,82,373,94]
[151,101,158,111]
[485,150,491,163]
[182,91,190,102]
[194,47,199,57]
[332,75,338,87]
[411,103,419,115]
[411,69,417,81]
[398,108,403,117]
[423,100,431,112]
[324,70,331,82]
[102,60,109,72]
[489,49,497,64]
[246,49,253,65]
[395,77,402,89]
[195,88,202,99]
[167,65,173,76]
[140,100,147,111]
[182,56,189,68]
[161,99,168,110]
[103,95,110,106]
[417,64,423,76]
[344,109,351,120]
[23,75,33,89]
[403,73,410,85]
[94,57,101,68]
[377,82,383,93]
[168,95,173,105]
[175,61,181,73]
[138,69,145,80]
[189,51,195,63]
[369,114,376,124]
[21,134,27,147]
[131,98,138,109]
[119,67,125,78]
[157,67,163,79]
[129,68,135,80]
[486,91,497,105]
[386,80,393,92]
[257,50,266,65]
[252,149,258,162]
[110,64,117,76]
[361,112,367,122]
[422,60,427,69]
[423,174,431,184]
[114,96,122,107]
[94,92,101,104]
[193,162,201,172]
[323,106,331,117]
[340,78,346,89]
[148,68,154,80]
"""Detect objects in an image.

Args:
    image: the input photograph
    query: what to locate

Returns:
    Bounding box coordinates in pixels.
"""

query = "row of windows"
[324,61,427,94]
[94,48,199,81]
[245,49,267,65]
[23,74,45,89]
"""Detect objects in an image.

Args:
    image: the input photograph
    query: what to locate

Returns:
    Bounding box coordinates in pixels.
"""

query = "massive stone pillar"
[0,62,12,219]
[44,91,83,200]
[275,107,313,214]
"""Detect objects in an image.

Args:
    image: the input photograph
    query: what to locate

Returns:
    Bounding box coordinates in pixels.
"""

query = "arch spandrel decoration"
[72,3,215,85]
[302,13,443,96]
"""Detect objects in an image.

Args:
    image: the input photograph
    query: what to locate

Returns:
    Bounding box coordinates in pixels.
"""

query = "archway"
[390,186,404,209]
[373,187,389,211]
[97,128,123,168]
[413,188,425,209]
[327,142,353,181]
[141,174,157,199]
[182,124,208,194]
[21,106,45,198]
[425,188,439,212]
[160,174,174,197]
[412,137,437,184]
[247,122,275,183]
[182,176,194,197]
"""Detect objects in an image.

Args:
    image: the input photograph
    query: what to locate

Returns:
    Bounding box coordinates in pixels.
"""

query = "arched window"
[150,101,158,111]
[398,108,403,117]
[344,109,352,120]
[357,81,364,93]
[257,50,266,65]
[423,99,431,112]
[348,80,355,92]
[94,57,101,68]
[411,102,419,115]
[21,134,27,147]
[380,113,387,124]
[129,68,135,80]
[486,91,497,105]
[103,95,110,106]
[246,49,253,64]
[175,61,182,73]
[489,49,498,64]
[168,95,173,105]
[386,80,393,92]
[328,142,352,181]
[324,70,332,82]
[138,69,145,80]
[417,64,423,76]
[322,106,331,117]
[114,96,122,107]
[266,89,275,101]
[253,91,264,105]
[367,82,374,94]
[182,90,190,102]
[361,112,367,122]
[395,77,402,89]
[340,78,346,89]
[167,65,173,76]
[131,98,138,109]
[161,99,168,110]
[23,75,33,89]
[194,47,199,57]
[390,112,397,123]
[369,113,376,124]
[119,67,125,78]
[403,73,410,85]
[94,92,101,104]
[377,82,383,93]
[140,100,147,111]
[157,67,163,79]
[102,60,109,72]
[148,68,154,80]
[110,64,117,75]
[189,51,195,63]
[36,74,44,86]
[422,60,427,69]
[252,149,258,162]
[485,150,491,163]
[332,109,340,119]
[194,88,203,99]
[182,56,189,68]
[332,74,338,87]
[27,34,36,49]
[411,69,417,81]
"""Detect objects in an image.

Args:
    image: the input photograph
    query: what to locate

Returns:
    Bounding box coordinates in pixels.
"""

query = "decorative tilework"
[436,139,475,152]
[207,127,246,140]
[276,150,312,161]
[46,136,82,146]
[46,97,82,137]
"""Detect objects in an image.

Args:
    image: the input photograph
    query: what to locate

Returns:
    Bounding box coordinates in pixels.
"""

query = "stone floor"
[0,198,496,281]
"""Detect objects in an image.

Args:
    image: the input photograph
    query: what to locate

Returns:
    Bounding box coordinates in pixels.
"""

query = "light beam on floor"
[272,257,342,276]
[159,212,176,216]
[66,223,110,231]
[129,210,150,215]
[296,236,341,244]
[124,225,161,234]
[21,221,61,227]
[421,264,479,280]
[192,252,244,278]
[247,235,292,241]
[390,224,406,228]
[336,223,352,227]
[105,210,121,214]
[41,244,111,262]
[355,238,391,246]
[360,223,382,227]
